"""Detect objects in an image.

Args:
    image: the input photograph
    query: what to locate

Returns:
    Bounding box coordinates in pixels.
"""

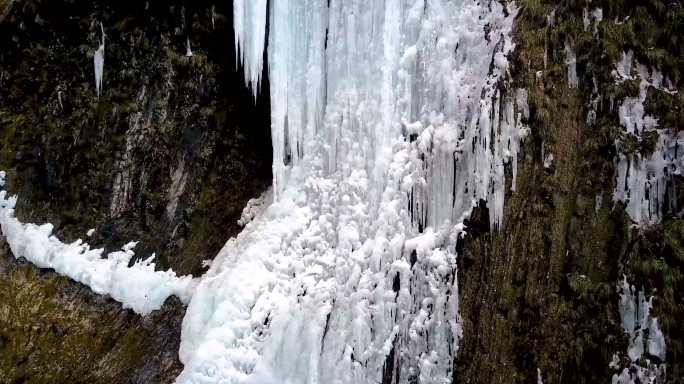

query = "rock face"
[0,0,271,277]
[0,0,270,382]
[456,2,684,383]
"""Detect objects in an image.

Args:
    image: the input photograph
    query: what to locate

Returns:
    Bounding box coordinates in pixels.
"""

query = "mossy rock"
[0,241,185,384]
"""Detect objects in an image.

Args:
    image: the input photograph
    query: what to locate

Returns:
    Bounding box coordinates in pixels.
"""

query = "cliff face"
[0,0,272,277]
[0,0,683,384]
[457,1,684,383]
[0,0,270,382]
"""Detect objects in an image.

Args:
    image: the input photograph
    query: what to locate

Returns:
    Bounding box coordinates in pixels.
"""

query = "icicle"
[565,42,578,88]
[233,0,268,97]
[93,22,105,99]
[185,37,193,57]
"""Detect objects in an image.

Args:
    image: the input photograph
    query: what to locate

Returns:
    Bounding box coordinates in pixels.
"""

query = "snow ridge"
[178,1,526,383]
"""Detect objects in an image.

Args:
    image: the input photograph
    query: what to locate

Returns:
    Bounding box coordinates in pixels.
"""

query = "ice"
[565,42,578,88]
[186,37,193,57]
[591,8,603,37]
[233,0,268,97]
[0,178,196,316]
[93,22,105,98]
[612,54,683,225]
[612,277,666,383]
[237,189,272,227]
[179,1,525,383]
[583,8,603,37]
[615,50,634,81]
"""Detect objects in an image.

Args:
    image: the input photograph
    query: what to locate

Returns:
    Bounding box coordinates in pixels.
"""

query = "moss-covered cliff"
[0,242,184,383]
[456,1,684,383]
[0,0,271,276]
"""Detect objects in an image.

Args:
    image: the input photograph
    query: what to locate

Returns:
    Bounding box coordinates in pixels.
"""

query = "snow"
[0,171,5,187]
[87,228,95,237]
[0,179,196,316]
[179,1,525,383]
[93,22,105,98]
[612,52,683,225]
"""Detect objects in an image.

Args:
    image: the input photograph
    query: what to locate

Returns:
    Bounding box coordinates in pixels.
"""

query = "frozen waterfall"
[177,1,527,383]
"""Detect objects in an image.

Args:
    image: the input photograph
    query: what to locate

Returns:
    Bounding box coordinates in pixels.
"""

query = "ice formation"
[612,51,683,225]
[565,42,578,89]
[93,22,105,98]
[233,0,268,96]
[237,189,271,227]
[612,278,667,384]
[186,37,194,57]
[583,7,603,37]
[178,1,527,383]
[0,179,196,316]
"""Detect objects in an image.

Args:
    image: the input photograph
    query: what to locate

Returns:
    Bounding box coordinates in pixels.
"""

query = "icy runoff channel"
[178,1,527,384]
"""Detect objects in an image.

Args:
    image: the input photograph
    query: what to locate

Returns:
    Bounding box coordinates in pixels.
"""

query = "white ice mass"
[612,51,683,225]
[612,278,667,384]
[0,185,196,316]
[177,1,526,383]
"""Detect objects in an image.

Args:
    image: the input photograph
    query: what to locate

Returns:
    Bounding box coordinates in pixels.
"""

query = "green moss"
[0,262,162,384]
[458,1,683,383]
